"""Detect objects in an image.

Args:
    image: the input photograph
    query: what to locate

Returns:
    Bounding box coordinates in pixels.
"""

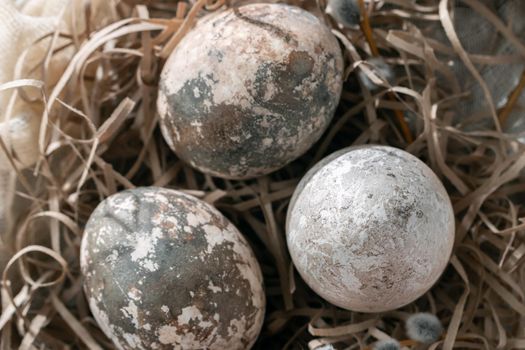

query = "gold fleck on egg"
[286,145,455,312]
[81,187,265,349]
[157,3,343,179]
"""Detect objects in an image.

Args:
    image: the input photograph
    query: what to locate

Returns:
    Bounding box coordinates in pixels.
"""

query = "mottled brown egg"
[81,187,265,349]
[286,145,455,312]
[157,3,343,179]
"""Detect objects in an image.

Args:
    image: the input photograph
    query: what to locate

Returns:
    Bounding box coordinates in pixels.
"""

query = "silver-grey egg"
[81,187,265,349]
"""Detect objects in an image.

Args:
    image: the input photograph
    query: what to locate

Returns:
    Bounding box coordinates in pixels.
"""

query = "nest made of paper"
[0,0,525,349]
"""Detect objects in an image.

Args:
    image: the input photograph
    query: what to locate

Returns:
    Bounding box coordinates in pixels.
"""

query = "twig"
[357,0,413,144]
[358,0,378,56]
[498,70,525,125]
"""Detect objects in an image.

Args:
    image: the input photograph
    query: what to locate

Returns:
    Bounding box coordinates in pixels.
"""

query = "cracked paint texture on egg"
[81,187,265,349]
[157,3,343,179]
[286,145,455,312]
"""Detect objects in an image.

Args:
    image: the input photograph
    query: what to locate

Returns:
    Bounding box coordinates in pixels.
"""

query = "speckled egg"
[286,145,455,312]
[157,3,343,179]
[81,187,265,349]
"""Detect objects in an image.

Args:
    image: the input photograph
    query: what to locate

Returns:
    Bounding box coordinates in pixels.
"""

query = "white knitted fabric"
[0,0,69,168]
[0,0,112,240]
[0,0,66,239]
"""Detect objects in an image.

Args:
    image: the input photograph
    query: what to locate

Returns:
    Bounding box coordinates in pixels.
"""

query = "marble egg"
[81,187,265,349]
[286,145,455,312]
[157,3,343,179]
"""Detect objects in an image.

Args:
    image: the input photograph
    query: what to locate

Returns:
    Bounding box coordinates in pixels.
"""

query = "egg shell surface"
[286,145,455,312]
[157,3,343,179]
[81,187,265,349]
